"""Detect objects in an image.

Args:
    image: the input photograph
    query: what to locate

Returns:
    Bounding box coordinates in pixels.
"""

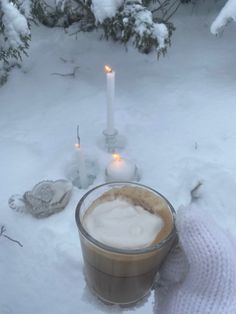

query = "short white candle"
[106,154,136,181]
[75,143,89,189]
[104,65,115,135]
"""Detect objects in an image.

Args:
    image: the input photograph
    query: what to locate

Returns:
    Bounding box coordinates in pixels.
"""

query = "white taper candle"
[105,65,115,135]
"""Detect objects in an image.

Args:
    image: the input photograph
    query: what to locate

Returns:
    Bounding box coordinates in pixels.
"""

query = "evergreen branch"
[74,0,95,21]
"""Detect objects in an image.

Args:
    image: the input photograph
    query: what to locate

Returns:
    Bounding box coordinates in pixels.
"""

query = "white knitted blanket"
[155,204,236,314]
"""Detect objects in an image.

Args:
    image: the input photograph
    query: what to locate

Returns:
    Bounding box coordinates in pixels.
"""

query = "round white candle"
[106,154,136,181]
[105,65,115,135]
[83,198,164,249]
[75,144,89,189]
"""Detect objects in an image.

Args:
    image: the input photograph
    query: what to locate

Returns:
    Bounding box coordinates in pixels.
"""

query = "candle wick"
[77,125,80,147]
[104,65,112,73]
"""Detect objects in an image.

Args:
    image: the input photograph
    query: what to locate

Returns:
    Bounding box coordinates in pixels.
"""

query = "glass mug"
[75,182,177,305]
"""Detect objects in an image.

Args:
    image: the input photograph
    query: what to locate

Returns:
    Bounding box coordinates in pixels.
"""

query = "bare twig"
[0,225,23,247]
[60,57,68,63]
[59,57,74,64]
[190,181,203,201]
[51,66,80,78]
[0,225,6,235]
[166,3,181,20]
[152,0,171,15]
[164,0,181,21]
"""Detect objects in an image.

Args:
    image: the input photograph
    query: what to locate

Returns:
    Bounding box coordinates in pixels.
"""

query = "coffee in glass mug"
[75,182,177,305]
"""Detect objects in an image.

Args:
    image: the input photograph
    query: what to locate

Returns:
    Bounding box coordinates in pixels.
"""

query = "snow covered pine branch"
[93,0,171,56]
[0,0,30,61]
[211,0,236,35]
[0,0,30,83]
[31,0,173,56]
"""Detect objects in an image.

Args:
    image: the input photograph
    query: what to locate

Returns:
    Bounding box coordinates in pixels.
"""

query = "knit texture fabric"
[155,204,236,314]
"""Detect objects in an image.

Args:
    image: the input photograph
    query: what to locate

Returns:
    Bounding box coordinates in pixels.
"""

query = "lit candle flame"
[112,153,121,162]
[104,65,112,73]
[75,143,80,149]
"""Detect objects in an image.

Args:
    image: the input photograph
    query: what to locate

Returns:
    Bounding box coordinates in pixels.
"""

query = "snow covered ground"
[1,7,236,314]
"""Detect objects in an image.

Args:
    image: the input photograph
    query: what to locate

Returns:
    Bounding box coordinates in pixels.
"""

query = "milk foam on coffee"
[83,198,164,249]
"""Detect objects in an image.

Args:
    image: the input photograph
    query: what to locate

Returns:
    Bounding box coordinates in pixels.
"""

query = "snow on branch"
[0,0,31,86]
[102,1,172,56]
[91,0,123,23]
[211,0,236,35]
[31,0,175,57]
[0,0,30,63]
[1,0,30,47]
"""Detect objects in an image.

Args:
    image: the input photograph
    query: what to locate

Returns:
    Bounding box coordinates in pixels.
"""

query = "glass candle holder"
[75,182,177,305]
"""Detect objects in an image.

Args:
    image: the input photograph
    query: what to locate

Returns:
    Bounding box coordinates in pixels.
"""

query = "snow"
[134,9,153,35]
[153,23,168,49]
[19,0,32,18]
[91,0,123,23]
[211,0,236,34]
[1,8,236,314]
[1,0,29,48]
[127,4,169,52]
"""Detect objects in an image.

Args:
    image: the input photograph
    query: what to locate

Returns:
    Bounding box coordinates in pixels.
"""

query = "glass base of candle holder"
[105,165,141,183]
[65,159,98,190]
[98,129,126,153]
